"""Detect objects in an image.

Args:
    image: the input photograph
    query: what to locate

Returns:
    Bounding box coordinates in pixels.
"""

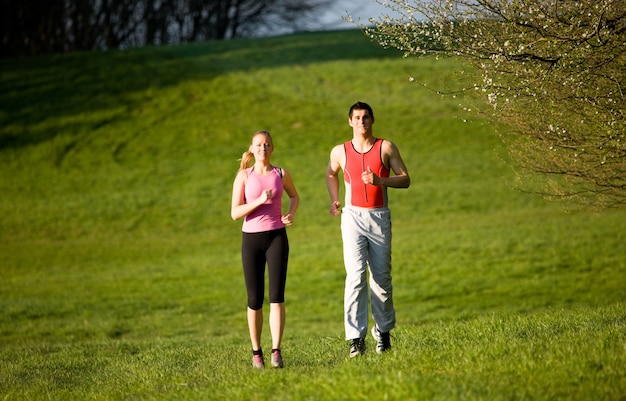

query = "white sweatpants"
[341,206,395,340]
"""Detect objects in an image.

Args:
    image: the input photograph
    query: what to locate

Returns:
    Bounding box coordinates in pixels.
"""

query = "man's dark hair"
[349,101,374,120]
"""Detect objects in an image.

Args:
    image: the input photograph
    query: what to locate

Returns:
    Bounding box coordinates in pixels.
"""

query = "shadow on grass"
[0,29,403,151]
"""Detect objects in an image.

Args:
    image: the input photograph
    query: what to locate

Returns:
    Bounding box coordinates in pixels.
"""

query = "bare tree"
[0,0,332,57]
[0,0,69,56]
[359,0,626,208]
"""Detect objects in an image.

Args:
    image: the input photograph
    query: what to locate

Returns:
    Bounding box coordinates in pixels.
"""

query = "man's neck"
[351,134,375,153]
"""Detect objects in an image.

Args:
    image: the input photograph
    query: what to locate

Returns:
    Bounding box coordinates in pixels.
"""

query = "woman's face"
[250,134,273,161]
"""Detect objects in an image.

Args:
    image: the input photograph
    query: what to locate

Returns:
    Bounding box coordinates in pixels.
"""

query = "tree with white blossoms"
[359,0,625,208]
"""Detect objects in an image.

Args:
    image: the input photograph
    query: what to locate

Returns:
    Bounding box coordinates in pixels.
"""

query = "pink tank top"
[242,166,285,233]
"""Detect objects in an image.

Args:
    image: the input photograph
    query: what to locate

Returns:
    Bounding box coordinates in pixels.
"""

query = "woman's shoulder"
[272,166,284,178]
[234,168,250,182]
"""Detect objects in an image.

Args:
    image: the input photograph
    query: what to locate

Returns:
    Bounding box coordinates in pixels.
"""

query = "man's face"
[348,109,374,134]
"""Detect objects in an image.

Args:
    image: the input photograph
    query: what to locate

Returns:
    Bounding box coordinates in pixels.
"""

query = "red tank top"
[344,138,390,208]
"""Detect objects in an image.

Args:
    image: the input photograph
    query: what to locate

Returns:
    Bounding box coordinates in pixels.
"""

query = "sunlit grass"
[1,30,625,400]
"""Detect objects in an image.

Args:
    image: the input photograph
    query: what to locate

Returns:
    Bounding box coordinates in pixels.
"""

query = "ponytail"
[239,150,254,171]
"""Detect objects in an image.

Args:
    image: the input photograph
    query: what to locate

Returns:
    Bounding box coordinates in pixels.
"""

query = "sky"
[257,1,410,38]
[312,0,403,31]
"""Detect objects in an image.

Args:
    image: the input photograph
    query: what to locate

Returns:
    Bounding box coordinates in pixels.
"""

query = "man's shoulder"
[379,138,399,150]
[329,143,346,165]
[330,143,346,153]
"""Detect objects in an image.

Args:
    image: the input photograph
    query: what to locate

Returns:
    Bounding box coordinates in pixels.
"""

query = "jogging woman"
[231,130,299,368]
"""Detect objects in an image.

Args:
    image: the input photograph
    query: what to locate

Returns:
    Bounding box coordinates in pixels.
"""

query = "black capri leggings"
[242,228,289,310]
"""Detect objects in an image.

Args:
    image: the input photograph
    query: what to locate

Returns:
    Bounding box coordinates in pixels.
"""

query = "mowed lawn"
[0,29,625,400]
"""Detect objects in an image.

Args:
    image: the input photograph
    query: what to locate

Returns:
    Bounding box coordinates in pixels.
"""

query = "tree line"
[0,0,330,58]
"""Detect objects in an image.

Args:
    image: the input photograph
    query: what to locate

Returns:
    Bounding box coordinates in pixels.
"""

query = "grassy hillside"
[1,29,625,400]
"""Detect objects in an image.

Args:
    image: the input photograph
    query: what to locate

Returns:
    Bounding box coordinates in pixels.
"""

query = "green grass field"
[1,29,625,400]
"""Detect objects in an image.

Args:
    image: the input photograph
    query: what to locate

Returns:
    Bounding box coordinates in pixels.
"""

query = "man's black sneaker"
[349,338,366,358]
[371,326,391,353]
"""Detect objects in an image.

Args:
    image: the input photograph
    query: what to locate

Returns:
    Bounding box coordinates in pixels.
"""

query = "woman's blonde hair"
[239,130,273,171]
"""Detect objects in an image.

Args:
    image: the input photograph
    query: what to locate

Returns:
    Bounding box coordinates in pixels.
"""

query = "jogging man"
[325,101,410,357]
